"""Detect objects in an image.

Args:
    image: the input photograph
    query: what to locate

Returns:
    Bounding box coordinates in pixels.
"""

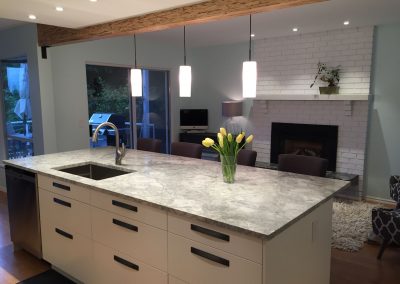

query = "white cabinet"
[41,217,92,283]
[91,242,167,284]
[91,206,167,271]
[38,175,90,203]
[168,233,262,284]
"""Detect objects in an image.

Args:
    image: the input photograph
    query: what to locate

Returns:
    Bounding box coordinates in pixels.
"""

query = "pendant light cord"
[183,26,187,65]
[249,15,252,61]
[134,34,137,68]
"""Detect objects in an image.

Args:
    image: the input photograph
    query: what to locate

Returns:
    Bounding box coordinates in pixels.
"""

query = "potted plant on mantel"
[310,62,341,95]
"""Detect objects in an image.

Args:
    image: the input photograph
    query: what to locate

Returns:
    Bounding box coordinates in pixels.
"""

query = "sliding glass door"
[0,58,34,159]
[86,64,170,153]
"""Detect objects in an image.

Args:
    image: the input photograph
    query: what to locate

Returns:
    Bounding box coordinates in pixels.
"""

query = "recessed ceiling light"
[343,20,350,26]
[89,0,97,2]
[55,6,64,12]
[28,14,37,20]
[292,27,298,32]
[251,33,255,37]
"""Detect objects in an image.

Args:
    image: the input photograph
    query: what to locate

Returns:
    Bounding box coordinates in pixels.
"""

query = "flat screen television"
[180,109,208,130]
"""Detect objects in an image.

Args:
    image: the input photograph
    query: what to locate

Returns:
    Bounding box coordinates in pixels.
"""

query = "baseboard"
[365,195,396,207]
[0,186,6,193]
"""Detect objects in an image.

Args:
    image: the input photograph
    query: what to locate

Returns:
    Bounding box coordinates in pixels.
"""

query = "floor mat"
[17,269,75,284]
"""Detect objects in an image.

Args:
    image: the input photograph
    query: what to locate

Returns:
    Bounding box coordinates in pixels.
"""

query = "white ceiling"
[0,0,399,47]
[139,0,400,47]
[0,0,205,28]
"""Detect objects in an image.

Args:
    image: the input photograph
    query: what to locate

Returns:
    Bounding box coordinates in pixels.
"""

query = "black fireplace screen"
[270,122,338,171]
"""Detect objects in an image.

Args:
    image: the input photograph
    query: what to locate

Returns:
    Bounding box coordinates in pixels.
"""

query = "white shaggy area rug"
[332,200,381,252]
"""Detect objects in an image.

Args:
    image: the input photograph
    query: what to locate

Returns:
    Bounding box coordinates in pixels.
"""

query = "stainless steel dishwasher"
[5,165,42,258]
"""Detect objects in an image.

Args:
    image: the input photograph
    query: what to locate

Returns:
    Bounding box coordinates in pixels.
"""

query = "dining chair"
[237,149,257,167]
[137,138,162,153]
[171,142,203,159]
[277,154,328,177]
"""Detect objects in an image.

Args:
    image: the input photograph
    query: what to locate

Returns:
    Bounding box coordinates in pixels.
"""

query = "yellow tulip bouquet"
[202,127,254,183]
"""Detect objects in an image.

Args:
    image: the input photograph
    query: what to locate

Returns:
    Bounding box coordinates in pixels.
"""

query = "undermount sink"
[57,162,134,180]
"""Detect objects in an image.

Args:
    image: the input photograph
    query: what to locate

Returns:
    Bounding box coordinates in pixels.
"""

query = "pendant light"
[242,15,257,98]
[131,34,142,97]
[179,26,191,97]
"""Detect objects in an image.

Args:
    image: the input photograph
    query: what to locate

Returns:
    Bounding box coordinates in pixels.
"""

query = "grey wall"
[0,24,55,190]
[48,35,182,152]
[365,23,400,200]
[181,42,253,134]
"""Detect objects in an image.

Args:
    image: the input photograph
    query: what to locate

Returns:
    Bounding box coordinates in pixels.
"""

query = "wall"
[365,23,400,200]
[0,24,57,190]
[48,36,182,152]
[254,26,373,96]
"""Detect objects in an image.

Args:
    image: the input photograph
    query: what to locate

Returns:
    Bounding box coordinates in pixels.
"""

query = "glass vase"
[220,155,237,184]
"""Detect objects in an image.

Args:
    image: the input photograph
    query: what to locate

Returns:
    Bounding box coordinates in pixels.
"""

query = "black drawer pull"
[191,247,230,267]
[52,182,70,191]
[55,228,73,240]
[112,219,138,232]
[112,200,137,212]
[53,198,71,208]
[114,255,139,271]
[191,224,230,242]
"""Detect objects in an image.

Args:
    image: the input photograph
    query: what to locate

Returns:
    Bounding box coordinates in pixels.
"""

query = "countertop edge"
[3,159,350,240]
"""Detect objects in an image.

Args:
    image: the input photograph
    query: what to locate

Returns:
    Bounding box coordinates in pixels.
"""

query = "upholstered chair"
[137,138,162,153]
[277,154,328,177]
[171,142,203,159]
[237,150,257,167]
[390,175,400,209]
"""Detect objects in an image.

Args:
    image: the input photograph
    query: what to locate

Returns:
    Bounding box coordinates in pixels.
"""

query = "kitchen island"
[4,148,349,284]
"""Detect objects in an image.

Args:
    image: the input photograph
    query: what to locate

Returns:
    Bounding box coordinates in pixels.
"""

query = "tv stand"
[179,132,217,144]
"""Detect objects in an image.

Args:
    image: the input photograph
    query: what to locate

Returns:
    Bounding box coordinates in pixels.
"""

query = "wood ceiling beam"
[37,0,325,47]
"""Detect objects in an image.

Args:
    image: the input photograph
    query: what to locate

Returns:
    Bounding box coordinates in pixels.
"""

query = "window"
[86,64,170,153]
[1,59,34,159]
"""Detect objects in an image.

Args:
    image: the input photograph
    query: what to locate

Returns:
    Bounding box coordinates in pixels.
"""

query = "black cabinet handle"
[191,224,230,242]
[191,247,230,267]
[114,255,139,271]
[55,228,73,240]
[52,182,70,191]
[112,219,138,232]
[112,200,137,212]
[53,198,71,208]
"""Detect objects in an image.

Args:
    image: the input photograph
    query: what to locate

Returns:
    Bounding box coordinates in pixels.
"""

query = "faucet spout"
[92,122,126,165]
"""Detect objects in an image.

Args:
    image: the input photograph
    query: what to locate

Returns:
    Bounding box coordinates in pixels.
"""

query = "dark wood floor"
[0,191,399,283]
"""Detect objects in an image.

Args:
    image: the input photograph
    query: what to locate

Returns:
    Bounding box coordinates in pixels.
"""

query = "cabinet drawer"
[92,207,167,271]
[91,190,167,230]
[38,175,90,203]
[168,214,262,263]
[41,218,91,283]
[39,188,91,238]
[91,241,167,284]
[168,233,262,284]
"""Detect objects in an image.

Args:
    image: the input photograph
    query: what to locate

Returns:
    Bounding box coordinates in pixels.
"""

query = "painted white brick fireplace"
[250,26,374,198]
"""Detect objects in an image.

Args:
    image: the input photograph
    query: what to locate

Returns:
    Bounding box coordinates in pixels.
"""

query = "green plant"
[310,62,341,88]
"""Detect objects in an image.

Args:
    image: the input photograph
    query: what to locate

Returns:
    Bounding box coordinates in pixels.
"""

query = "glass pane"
[7,138,34,159]
[1,59,34,159]
[136,70,170,153]
[86,65,131,148]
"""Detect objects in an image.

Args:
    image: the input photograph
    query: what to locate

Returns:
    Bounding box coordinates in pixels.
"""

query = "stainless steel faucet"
[92,122,126,165]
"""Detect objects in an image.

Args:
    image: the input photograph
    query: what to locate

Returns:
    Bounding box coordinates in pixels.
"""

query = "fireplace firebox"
[270,122,338,171]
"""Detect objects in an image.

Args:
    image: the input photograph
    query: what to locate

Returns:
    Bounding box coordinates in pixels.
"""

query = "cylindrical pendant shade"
[179,65,192,97]
[242,61,257,98]
[130,68,142,97]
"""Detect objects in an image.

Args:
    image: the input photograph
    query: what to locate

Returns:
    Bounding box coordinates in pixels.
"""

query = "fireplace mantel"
[255,94,370,101]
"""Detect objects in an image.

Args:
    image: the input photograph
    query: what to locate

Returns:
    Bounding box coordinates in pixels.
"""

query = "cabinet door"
[41,218,91,283]
[91,207,167,271]
[91,242,167,284]
[168,233,262,284]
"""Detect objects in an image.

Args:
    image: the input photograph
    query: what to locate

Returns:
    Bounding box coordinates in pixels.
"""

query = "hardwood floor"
[0,191,49,284]
[0,190,399,284]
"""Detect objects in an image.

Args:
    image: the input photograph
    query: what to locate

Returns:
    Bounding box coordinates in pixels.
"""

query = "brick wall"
[254,26,374,96]
[250,26,374,184]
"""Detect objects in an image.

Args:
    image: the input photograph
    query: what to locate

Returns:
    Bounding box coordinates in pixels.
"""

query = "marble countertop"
[3,147,349,239]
